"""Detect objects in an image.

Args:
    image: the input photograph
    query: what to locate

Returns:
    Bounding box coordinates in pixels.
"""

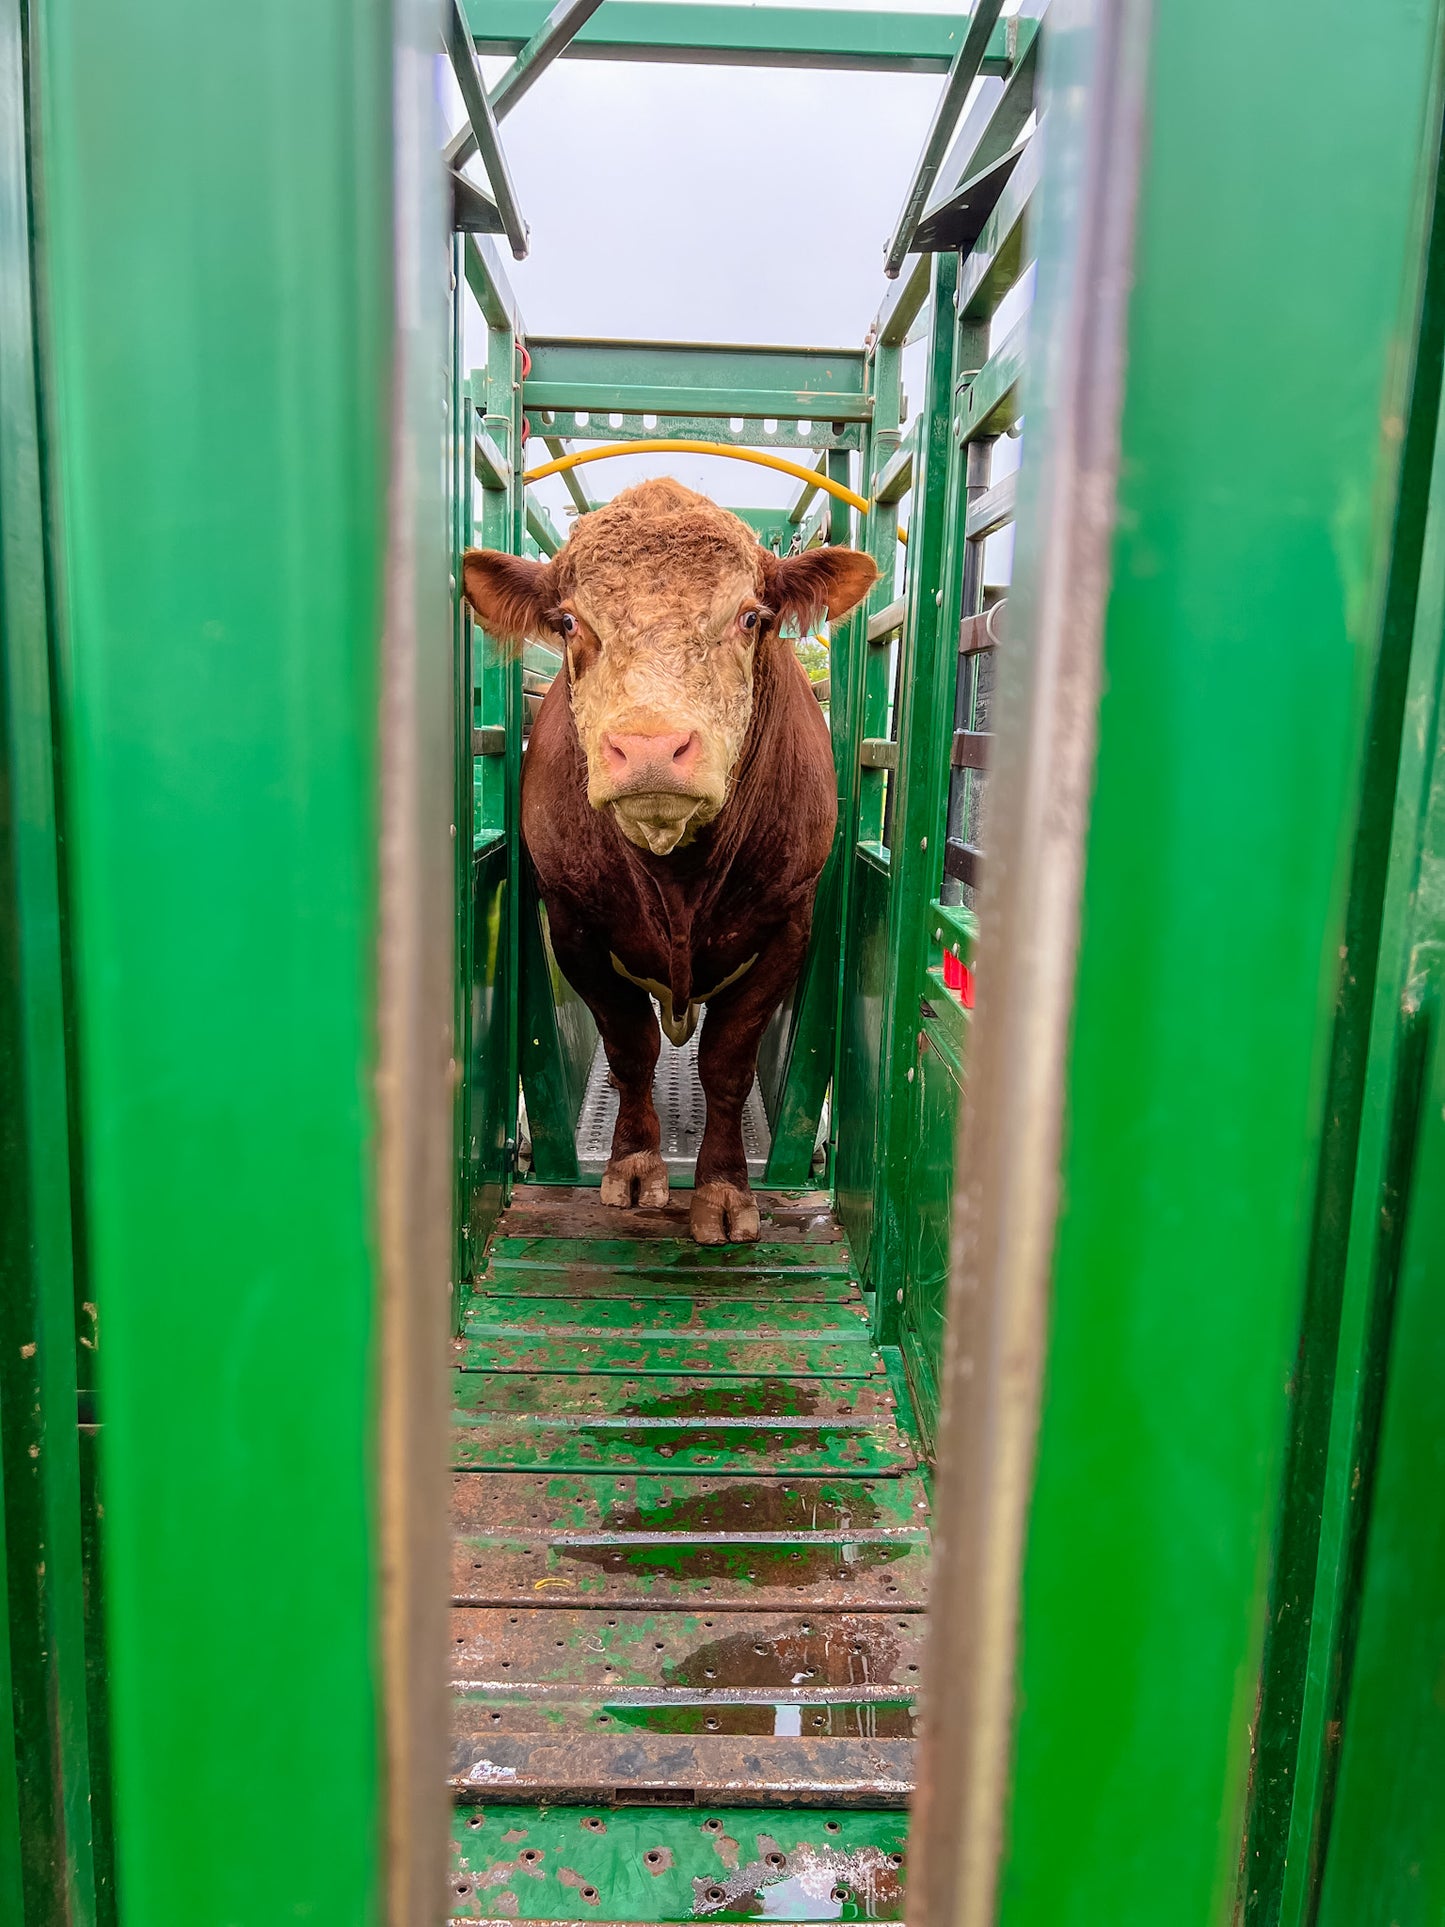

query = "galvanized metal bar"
[966,470,1016,539]
[883,0,1006,278]
[446,0,529,258]
[951,730,992,771]
[492,0,606,117]
[463,0,1017,75]
[862,740,900,770]
[959,603,1006,653]
[867,597,908,644]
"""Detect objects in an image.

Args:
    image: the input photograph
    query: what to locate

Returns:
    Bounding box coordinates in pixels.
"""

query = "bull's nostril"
[672,734,696,763]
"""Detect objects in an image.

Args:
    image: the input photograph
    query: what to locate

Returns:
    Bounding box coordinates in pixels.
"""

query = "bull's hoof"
[690,1181,761,1246]
[600,1150,669,1210]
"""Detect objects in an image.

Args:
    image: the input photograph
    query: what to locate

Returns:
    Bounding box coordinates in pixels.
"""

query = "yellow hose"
[524,438,872,515]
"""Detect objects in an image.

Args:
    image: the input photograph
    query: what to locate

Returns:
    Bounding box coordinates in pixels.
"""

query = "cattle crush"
[6,1,1445,1923]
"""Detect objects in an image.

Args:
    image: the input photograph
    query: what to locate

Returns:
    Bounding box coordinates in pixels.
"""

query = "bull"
[463,478,877,1243]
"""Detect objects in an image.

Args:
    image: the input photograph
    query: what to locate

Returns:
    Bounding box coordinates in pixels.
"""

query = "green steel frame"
[6,0,1445,1920]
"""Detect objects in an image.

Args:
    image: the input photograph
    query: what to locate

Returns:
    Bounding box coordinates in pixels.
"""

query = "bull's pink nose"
[601,728,701,784]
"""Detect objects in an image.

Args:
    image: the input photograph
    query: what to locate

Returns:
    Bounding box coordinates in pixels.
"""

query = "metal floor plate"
[575,1035,771,1179]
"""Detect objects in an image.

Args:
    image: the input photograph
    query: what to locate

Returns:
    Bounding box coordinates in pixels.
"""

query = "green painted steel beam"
[474,424,511,491]
[960,312,1026,440]
[0,5,104,1913]
[910,1,1445,1923]
[446,0,529,257]
[883,0,1005,277]
[527,408,862,452]
[525,494,564,556]
[462,0,1018,75]
[463,232,524,339]
[33,0,457,1917]
[957,138,1039,321]
[524,337,869,423]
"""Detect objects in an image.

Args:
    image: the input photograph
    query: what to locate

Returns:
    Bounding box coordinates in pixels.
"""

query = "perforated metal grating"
[575,1032,771,1179]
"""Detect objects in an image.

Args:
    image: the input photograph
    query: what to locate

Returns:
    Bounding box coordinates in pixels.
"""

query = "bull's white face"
[563,562,763,855]
[463,479,879,858]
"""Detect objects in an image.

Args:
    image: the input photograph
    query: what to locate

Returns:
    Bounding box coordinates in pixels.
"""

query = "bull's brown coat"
[463,480,877,1242]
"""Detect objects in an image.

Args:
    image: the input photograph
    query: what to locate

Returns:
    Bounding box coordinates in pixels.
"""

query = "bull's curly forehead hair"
[553,479,764,604]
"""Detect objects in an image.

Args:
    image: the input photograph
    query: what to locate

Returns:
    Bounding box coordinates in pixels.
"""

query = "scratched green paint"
[995,1,1445,1921]
[451,1805,908,1924]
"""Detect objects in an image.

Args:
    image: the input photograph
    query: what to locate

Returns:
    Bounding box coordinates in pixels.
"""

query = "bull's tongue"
[612,793,698,856]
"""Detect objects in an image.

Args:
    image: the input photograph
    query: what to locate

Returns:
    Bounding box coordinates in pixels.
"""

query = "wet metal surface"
[466,1298,870,1337]
[450,1474,930,1537]
[575,1033,772,1181]
[448,1805,906,1921]
[455,1334,885,1378]
[450,1376,900,1422]
[448,1608,926,1692]
[449,1201,927,1907]
[500,1190,842,1245]
[450,1731,914,1806]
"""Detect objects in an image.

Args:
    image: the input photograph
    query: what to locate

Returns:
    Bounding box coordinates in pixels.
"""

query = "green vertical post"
[912,1,1445,1923]
[0,1,101,1916]
[871,251,961,1325]
[833,339,902,1270]
[1310,362,1445,1927]
[34,0,453,1918]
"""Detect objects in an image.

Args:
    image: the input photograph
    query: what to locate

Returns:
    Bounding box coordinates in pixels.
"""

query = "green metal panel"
[519,870,596,1185]
[529,411,863,453]
[524,338,869,424]
[1311,519,1445,1921]
[898,1011,963,1455]
[451,1805,908,1920]
[31,0,453,1915]
[832,340,903,1277]
[869,254,963,1332]
[464,1,1017,75]
[1242,47,1445,1927]
[912,0,1445,1921]
[0,3,102,1915]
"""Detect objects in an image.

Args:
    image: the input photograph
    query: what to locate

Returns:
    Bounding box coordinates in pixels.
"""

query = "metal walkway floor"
[574,1036,772,1181]
[447,1186,926,1924]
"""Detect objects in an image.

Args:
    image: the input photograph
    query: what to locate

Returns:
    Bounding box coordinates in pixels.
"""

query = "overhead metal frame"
[462,1,1020,75]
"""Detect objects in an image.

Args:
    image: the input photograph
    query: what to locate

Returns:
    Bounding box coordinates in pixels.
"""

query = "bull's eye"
[560,612,578,636]
[740,609,760,634]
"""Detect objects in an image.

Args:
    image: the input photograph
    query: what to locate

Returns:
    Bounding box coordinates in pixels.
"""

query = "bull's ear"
[460,548,557,646]
[764,546,880,630]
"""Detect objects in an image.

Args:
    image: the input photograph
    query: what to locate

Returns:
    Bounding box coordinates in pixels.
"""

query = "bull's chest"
[608,947,757,1047]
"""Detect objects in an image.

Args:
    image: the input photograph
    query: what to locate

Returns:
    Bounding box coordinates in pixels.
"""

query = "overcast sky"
[449,2,976,519]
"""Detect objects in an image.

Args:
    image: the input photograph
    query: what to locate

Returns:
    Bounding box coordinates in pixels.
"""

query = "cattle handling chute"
[3,2,1445,1925]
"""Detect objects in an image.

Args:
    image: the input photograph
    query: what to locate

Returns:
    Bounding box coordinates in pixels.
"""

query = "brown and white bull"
[463,478,877,1243]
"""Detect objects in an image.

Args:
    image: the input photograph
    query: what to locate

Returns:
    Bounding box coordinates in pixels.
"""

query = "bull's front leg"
[691,935,808,1245]
[591,981,670,1209]
[549,929,670,1210]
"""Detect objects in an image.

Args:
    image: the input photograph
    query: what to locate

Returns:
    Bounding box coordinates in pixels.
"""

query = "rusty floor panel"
[449,1189,928,1902]
[499,1188,841,1243]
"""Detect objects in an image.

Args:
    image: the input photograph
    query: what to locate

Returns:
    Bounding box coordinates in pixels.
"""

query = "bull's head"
[462,479,877,855]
